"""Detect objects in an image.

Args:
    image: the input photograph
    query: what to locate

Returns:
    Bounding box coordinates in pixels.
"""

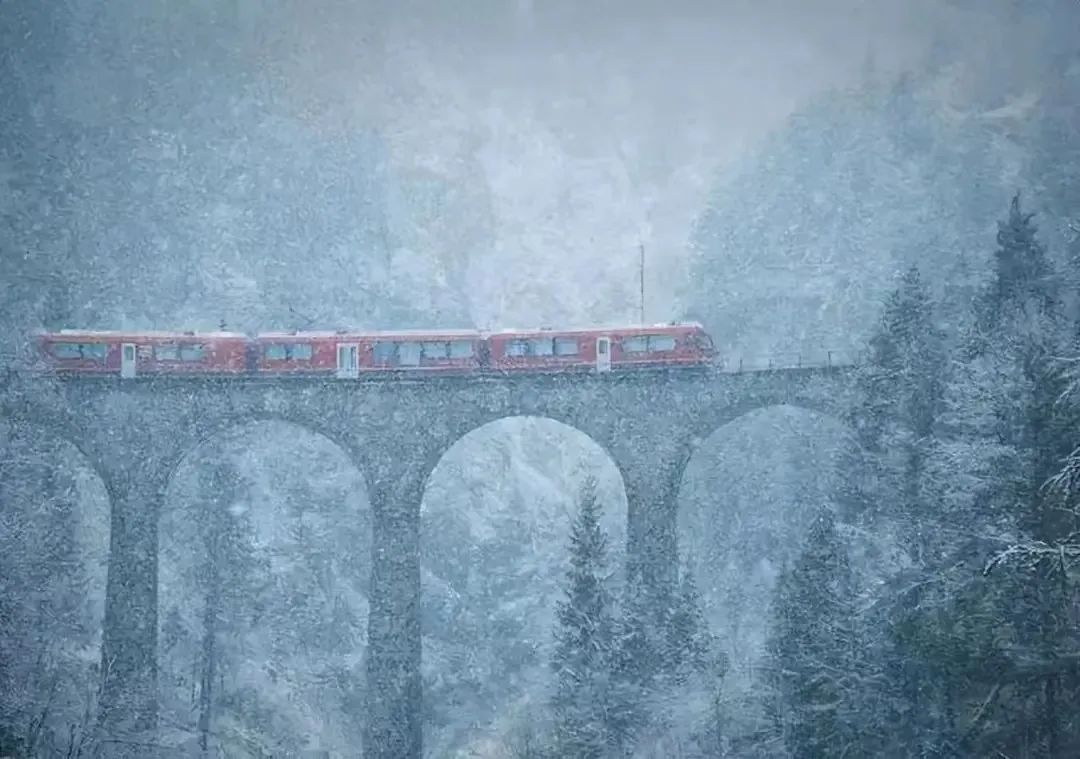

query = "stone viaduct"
[4,363,854,758]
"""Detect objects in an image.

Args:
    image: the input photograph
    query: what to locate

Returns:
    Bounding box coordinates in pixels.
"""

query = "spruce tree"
[664,559,712,683]
[612,567,660,691]
[0,437,98,756]
[550,477,620,758]
[186,449,264,757]
[963,193,1071,541]
[923,192,1079,755]
[977,192,1058,336]
[832,266,952,752]
[839,264,945,562]
[766,508,865,759]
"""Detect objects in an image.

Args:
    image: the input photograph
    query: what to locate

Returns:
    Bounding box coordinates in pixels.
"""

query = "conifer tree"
[976,192,1059,336]
[766,508,865,759]
[664,559,712,683]
[957,193,1070,538]
[920,192,1079,755]
[611,567,660,691]
[188,449,264,757]
[830,265,957,753]
[550,477,620,758]
[839,264,946,562]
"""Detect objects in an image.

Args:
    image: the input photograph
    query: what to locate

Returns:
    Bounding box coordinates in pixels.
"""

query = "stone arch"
[156,419,373,757]
[674,403,851,696]
[419,414,629,756]
[158,409,366,493]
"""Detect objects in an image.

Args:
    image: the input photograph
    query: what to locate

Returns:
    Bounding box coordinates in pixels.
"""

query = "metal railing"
[713,350,855,373]
[0,349,858,378]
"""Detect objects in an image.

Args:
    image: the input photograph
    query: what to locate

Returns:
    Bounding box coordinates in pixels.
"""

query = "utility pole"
[639,242,646,325]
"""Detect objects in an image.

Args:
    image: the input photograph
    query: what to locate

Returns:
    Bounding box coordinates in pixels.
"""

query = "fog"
[3,0,1080,757]
[275,0,974,326]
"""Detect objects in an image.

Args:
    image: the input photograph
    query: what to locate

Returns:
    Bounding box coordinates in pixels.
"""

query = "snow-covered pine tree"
[664,558,712,683]
[550,477,621,758]
[766,507,866,759]
[828,265,962,755]
[0,437,97,756]
[917,192,1080,755]
[927,193,1069,539]
[976,192,1060,337]
[838,264,945,563]
[969,192,1071,541]
[611,566,660,692]
[187,448,266,757]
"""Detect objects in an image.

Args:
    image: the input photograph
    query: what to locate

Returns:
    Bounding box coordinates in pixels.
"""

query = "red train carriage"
[35,323,713,378]
[253,330,484,377]
[608,323,714,370]
[37,330,247,377]
[486,323,713,373]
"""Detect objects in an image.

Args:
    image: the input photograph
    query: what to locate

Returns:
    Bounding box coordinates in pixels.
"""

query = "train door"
[245,341,259,374]
[336,343,359,379]
[120,343,137,379]
[596,337,611,373]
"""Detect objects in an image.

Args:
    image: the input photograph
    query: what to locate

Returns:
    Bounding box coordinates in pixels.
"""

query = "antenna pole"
[639,242,646,325]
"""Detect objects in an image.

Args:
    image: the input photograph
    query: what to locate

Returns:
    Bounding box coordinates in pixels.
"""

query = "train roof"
[37,322,706,340]
[480,322,705,335]
[43,329,248,339]
[256,329,482,339]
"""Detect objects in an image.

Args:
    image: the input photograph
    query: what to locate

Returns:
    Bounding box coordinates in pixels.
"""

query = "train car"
[608,323,715,370]
[485,327,597,373]
[485,322,714,373]
[37,330,248,378]
[253,330,485,378]
[35,324,714,379]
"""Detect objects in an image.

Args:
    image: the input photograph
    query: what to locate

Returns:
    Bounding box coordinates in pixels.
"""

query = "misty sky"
[33,0,1059,331]
[259,0,1042,327]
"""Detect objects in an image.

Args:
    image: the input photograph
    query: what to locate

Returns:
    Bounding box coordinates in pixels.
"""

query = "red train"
[35,323,715,379]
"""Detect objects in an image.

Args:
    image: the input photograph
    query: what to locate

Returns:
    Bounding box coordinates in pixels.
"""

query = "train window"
[290,343,313,361]
[648,335,677,352]
[52,342,106,361]
[266,343,313,361]
[52,342,83,359]
[449,340,474,358]
[530,338,554,356]
[622,336,648,353]
[422,341,449,359]
[506,340,530,357]
[373,342,397,364]
[180,344,205,361]
[155,344,180,361]
[554,337,578,356]
[398,342,421,366]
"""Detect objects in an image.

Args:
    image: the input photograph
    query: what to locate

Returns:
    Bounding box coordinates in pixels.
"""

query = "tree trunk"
[1045,672,1059,757]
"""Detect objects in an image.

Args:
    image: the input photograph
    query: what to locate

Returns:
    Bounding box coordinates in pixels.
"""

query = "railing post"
[738,357,743,373]
[827,350,832,368]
